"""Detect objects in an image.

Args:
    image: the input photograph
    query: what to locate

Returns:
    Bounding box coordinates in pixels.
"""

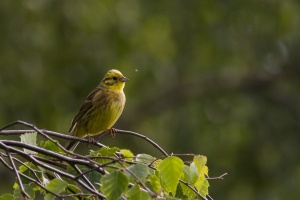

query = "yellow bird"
[65,69,129,151]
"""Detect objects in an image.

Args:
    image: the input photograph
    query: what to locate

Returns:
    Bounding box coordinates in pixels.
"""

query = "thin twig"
[120,162,156,198]
[13,156,42,184]
[179,179,207,200]
[0,121,105,152]
[98,129,169,156]
[0,141,105,197]
[2,143,30,199]
[72,164,97,191]
[206,173,228,180]
[0,120,218,199]
[0,156,63,199]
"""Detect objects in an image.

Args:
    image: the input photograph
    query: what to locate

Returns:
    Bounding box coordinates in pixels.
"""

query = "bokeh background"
[1,1,300,199]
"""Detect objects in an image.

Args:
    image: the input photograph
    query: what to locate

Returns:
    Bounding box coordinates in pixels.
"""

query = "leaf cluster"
[0,121,215,200]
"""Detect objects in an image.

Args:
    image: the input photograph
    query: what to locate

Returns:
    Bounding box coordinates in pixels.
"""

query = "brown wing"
[68,87,103,133]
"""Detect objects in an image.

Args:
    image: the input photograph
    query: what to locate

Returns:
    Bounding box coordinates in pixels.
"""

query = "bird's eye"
[112,76,117,80]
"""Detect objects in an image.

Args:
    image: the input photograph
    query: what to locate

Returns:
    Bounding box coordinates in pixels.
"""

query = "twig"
[0,140,105,198]
[13,156,42,183]
[2,143,30,199]
[72,164,97,191]
[0,155,62,199]
[206,173,228,180]
[120,162,156,198]
[0,120,218,199]
[99,129,168,156]
[179,179,207,200]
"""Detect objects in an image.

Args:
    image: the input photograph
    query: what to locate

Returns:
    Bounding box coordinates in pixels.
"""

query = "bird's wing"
[68,87,103,133]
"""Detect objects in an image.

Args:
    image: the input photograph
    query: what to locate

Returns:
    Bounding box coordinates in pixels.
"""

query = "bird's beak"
[120,76,129,82]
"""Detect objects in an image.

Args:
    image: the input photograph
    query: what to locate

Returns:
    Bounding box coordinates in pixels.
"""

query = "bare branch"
[98,129,169,156]
[1,142,30,199]
[206,173,228,180]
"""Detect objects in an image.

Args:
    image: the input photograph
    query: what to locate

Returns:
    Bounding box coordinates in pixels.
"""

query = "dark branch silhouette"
[0,120,220,200]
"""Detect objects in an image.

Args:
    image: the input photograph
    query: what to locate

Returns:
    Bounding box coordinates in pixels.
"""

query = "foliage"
[0,1,300,199]
[0,121,217,200]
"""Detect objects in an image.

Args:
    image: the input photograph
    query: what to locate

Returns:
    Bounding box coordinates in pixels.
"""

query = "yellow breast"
[83,89,125,136]
[66,69,128,150]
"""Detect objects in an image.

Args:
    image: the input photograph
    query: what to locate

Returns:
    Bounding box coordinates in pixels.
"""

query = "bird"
[64,69,129,151]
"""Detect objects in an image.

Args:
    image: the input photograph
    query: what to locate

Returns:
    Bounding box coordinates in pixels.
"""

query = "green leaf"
[97,146,119,156]
[182,165,191,183]
[195,178,209,197]
[0,194,14,200]
[179,155,210,198]
[44,178,68,200]
[13,183,35,200]
[43,140,61,153]
[20,132,37,154]
[175,183,187,199]
[120,149,134,161]
[135,154,155,164]
[66,164,77,176]
[148,174,162,194]
[65,184,82,195]
[193,155,208,175]
[81,167,102,189]
[157,156,184,196]
[126,184,151,200]
[179,182,196,199]
[135,154,156,175]
[125,164,149,183]
[101,171,129,200]
[180,165,197,199]
[65,165,101,192]
[189,162,200,184]
[18,162,41,185]
[45,178,68,191]
[193,155,209,197]
[91,147,119,165]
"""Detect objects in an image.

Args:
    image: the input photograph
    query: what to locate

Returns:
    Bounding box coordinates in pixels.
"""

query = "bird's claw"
[108,128,117,138]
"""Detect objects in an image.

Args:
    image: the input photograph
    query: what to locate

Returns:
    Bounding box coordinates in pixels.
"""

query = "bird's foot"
[96,128,117,141]
[108,128,117,138]
[86,135,96,147]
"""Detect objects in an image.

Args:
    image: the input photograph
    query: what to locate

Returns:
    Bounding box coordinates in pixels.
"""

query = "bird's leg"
[108,128,117,138]
[96,128,117,141]
[86,134,96,147]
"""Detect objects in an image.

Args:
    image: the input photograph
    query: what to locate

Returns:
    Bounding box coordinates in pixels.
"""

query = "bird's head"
[100,69,129,91]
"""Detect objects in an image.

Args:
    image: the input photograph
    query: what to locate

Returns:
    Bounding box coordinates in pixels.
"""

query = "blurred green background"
[1,1,300,199]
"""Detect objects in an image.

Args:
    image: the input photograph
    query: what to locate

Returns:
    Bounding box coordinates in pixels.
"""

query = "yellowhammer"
[65,69,129,151]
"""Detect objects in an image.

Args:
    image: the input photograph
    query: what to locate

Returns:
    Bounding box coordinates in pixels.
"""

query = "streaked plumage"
[65,69,128,151]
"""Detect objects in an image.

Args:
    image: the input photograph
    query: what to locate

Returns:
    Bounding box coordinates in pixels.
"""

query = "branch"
[98,129,168,156]
[207,173,228,180]
[179,179,207,200]
[0,120,216,199]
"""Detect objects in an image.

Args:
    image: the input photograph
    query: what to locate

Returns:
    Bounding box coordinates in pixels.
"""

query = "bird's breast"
[88,90,125,134]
